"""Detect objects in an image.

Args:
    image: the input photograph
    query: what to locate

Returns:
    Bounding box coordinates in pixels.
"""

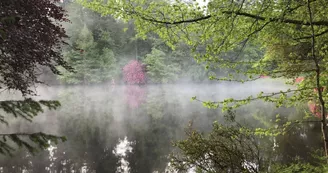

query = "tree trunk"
[316,71,328,157]
[307,0,328,158]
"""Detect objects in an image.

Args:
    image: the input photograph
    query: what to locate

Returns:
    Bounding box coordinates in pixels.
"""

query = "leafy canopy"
[60,25,118,84]
[79,0,328,108]
[143,48,181,83]
[80,0,328,159]
[59,3,123,84]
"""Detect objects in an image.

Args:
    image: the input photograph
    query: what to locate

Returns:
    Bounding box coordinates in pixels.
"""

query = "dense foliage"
[0,0,72,95]
[81,0,328,160]
[123,60,146,84]
[57,2,210,85]
[0,0,70,155]
[143,49,181,83]
[59,3,122,84]
[171,121,263,173]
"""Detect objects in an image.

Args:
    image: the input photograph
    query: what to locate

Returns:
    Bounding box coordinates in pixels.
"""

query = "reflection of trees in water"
[124,85,146,109]
[0,85,324,172]
[113,137,134,173]
[49,88,120,173]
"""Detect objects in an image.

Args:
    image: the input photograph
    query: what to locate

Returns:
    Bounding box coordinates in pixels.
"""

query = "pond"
[0,80,318,173]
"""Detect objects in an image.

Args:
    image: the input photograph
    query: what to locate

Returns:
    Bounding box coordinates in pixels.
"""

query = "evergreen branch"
[0,132,66,155]
[0,99,60,123]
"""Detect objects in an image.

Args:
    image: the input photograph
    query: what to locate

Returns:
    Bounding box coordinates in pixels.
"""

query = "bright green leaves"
[80,0,328,125]
[79,0,328,164]
[79,0,328,85]
[202,101,219,109]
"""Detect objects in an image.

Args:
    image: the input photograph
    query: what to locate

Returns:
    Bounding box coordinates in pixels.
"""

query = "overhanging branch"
[295,29,328,40]
[136,10,328,26]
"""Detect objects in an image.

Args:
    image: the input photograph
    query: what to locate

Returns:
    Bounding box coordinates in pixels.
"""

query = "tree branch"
[222,11,328,26]
[136,8,328,26]
[306,0,328,159]
[295,29,328,40]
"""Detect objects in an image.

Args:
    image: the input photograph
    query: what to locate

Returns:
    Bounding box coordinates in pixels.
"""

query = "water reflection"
[113,137,134,173]
[0,81,312,173]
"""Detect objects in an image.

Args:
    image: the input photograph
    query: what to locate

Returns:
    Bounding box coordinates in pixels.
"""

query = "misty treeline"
[45,1,258,85]
[54,2,217,85]
[1,0,328,173]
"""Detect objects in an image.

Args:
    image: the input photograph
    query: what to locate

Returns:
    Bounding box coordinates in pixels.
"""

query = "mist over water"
[14,79,289,134]
[0,79,294,172]
[1,0,326,171]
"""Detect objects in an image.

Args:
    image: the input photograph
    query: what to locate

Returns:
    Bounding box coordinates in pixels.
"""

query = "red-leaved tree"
[122,60,146,84]
[308,101,328,118]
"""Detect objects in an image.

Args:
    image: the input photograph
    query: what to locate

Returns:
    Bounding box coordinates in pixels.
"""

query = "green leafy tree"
[59,2,127,84]
[148,36,211,82]
[143,48,181,83]
[170,44,212,82]
[60,25,118,84]
[170,120,265,173]
[80,0,328,157]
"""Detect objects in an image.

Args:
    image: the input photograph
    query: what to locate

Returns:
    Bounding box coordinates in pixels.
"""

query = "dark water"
[0,80,310,173]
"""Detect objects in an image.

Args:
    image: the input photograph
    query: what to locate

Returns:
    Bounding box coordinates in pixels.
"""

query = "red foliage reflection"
[125,85,146,109]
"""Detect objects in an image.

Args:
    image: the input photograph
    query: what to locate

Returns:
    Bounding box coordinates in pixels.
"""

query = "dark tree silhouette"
[0,0,73,95]
[0,0,72,155]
